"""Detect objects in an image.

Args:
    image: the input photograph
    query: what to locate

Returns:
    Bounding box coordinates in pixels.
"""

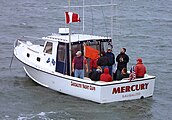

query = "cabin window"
[43,42,53,54]
[87,41,100,51]
[71,44,81,59]
[101,41,110,51]
[58,43,66,62]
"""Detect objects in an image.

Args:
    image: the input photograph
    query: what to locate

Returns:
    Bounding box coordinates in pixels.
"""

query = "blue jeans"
[74,69,84,79]
[108,66,112,76]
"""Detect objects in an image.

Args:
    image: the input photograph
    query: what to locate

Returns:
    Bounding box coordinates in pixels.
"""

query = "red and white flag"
[65,12,81,24]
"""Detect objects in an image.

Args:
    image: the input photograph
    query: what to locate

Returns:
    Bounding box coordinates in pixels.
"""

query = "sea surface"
[0,0,172,120]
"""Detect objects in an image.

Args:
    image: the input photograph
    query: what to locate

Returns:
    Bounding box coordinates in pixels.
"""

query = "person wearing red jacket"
[100,68,112,82]
[134,58,146,78]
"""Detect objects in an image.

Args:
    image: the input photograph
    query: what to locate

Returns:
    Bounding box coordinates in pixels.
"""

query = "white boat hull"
[23,64,155,103]
[13,38,156,103]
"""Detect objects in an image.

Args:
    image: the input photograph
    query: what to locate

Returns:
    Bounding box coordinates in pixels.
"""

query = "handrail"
[14,39,18,48]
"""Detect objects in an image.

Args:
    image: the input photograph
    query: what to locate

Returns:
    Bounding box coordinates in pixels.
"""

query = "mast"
[68,0,72,76]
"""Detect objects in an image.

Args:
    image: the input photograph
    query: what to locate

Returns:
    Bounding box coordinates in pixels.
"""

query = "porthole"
[37,57,41,62]
[27,53,30,57]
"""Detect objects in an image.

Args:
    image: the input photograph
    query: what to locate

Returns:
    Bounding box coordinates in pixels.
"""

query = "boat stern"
[98,75,156,103]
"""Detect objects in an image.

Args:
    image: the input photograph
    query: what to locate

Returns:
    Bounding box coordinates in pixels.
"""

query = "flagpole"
[68,0,72,76]
[83,0,85,32]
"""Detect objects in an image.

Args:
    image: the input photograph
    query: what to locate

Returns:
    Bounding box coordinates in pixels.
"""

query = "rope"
[90,5,94,35]
[101,6,108,38]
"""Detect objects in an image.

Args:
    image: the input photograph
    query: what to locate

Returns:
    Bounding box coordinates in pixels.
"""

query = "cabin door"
[56,42,69,74]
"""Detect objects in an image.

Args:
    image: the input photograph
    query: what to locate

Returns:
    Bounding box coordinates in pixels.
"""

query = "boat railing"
[14,39,32,48]
[14,39,23,48]
[14,36,43,48]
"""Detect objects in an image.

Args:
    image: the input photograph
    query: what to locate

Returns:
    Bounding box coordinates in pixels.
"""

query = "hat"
[107,47,111,50]
[76,51,82,55]
[137,58,142,63]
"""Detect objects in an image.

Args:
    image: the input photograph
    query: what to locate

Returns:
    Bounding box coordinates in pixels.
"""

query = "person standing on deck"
[97,51,109,72]
[72,51,88,79]
[116,48,129,80]
[105,47,115,76]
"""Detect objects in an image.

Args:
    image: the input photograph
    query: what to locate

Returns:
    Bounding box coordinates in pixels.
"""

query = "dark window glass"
[44,42,53,54]
[58,44,66,62]
[71,44,81,59]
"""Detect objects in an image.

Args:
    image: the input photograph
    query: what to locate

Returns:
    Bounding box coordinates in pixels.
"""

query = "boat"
[13,1,156,103]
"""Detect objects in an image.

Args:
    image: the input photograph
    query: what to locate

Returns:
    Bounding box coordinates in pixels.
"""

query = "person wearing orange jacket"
[100,68,112,82]
[134,58,146,78]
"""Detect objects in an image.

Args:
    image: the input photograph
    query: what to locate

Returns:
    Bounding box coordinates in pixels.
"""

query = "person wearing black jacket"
[116,48,129,80]
[105,47,115,75]
[89,66,102,81]
[97,51,109,72]
[117,68,130,80]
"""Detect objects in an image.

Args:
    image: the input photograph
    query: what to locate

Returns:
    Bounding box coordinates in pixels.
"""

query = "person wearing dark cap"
[97,51,109,72]
[116,48,129,80]
[134,58,146,78]
[105,47,115,76]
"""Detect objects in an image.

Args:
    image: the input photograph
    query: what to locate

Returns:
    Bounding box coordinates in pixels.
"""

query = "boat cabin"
[42,28,112,76]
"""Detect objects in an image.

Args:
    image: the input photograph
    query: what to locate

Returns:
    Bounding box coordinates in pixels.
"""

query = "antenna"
[111,0,114,41]
[83,0,85,32]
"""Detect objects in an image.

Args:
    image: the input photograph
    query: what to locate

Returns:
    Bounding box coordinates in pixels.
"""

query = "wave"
[17,111,71,120]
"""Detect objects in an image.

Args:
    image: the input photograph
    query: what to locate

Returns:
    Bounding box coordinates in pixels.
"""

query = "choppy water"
[0,0,172,120]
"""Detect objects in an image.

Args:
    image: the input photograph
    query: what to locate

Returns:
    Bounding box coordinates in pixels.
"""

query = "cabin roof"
[42,33,111,43]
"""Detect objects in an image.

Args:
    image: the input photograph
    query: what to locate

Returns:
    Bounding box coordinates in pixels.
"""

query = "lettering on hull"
[122,92,140,98]
[71,81,96,91]
[112,83,149,94]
